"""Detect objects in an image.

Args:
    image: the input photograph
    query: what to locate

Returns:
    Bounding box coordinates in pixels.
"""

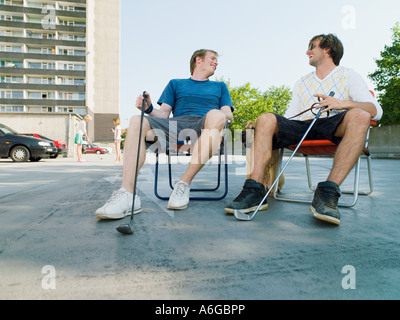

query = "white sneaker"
[95,188,142,220]
[167,180,190,210]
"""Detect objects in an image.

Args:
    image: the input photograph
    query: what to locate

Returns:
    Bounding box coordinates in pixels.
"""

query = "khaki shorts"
[145,115,207,153]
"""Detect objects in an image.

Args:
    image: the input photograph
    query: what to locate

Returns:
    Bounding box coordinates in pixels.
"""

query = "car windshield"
[0,124,18,135]
[38,134,52,141]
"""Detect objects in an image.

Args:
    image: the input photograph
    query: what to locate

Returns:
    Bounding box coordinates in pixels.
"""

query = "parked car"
[0,123,58,162]
[83,144,108,155]
[21,133,68,158]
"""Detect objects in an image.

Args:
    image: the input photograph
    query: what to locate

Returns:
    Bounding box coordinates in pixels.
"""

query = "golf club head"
[116,223,134,235]
[234,209,252,221]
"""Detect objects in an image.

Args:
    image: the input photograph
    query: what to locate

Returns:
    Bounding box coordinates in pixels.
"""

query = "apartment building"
[0,0,120,155]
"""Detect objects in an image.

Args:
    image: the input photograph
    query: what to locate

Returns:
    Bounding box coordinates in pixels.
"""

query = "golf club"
[116,91,147,235]
[234,91,335,221]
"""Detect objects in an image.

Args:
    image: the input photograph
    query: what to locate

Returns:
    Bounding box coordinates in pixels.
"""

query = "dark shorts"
[145,115,207,152]
[273,112,347,150]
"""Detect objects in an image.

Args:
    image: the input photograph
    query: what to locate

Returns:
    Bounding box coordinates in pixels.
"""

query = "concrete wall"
[369,124,400,158]
[0,113,82,158]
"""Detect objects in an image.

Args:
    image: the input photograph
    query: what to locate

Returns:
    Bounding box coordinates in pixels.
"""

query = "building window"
[1,60,23,68]
[42,107,55,113]
[0,105,24,113]
[0,91,23,99]
[60,107,74,113]
[1,76,23,83]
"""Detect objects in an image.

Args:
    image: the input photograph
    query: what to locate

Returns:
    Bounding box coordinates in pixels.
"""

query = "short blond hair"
[84,115,92,121]
[190,49,218,75]
[113,117,120,126]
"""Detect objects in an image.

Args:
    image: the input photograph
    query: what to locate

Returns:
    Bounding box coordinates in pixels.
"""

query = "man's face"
[306,40,325,67]
[197,51,218,76]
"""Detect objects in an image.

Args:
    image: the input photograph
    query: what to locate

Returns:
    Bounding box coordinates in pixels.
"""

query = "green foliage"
[121,129,127,149]
[220,78,291,133]
[369,22,400,125]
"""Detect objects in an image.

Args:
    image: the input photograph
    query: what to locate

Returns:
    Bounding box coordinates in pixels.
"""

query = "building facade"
[0,0,120,156]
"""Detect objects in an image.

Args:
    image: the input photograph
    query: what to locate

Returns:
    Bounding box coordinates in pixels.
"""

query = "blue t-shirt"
[157,78,233,117]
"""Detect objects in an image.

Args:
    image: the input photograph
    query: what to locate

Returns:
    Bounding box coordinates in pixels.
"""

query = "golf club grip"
[318,91,336,117]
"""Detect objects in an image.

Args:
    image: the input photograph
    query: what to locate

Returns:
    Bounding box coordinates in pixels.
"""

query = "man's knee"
[345,109,371,129]
[129,115,150,131]
[205,109,227,130]
[336,109,371,138]
[256,113,278,133]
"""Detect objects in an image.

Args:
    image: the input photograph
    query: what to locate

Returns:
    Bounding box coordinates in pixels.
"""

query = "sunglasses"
[308,43,318,51]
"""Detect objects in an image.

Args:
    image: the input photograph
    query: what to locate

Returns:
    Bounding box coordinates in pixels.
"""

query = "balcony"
[0,97,86,107]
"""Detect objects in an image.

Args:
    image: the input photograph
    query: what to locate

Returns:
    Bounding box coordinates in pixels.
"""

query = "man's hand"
[314,94,348,114]
[136,92,152,112]
[314,93,376,118]
[220,105,234,122]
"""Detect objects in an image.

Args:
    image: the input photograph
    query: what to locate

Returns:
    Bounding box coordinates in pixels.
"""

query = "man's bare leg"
[250,113,279,184]
[121,116,152,194]
[328,109,371,185]
[224,113,278,214]
[95,115,151,219]
[311,108,371,225]
[179,110,228,185]
[167,110,228,210]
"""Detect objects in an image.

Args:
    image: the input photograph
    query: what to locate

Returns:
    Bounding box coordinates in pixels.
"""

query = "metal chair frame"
[153,121,230,201]
[273,122,375,207]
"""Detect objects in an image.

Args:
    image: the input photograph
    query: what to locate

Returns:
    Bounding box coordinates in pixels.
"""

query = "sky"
[119,0,400,128]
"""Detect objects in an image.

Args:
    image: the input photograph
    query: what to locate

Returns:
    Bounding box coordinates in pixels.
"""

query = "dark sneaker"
[310,181,341,225]
[224,179,268,214]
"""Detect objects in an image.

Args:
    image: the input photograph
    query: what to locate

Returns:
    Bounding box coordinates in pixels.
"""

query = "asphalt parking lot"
[0,153,399,300]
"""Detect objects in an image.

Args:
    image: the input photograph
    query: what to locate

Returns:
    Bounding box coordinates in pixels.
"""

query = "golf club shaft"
[129,91,147,223]
[248,93,334,220]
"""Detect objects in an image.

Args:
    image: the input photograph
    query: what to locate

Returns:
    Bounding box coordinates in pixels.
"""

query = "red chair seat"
[288,140,337,155]
[288,121,376,156]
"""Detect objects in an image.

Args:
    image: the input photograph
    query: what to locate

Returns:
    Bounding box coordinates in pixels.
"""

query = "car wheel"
[96,150,101,155]
[10,146,30,162]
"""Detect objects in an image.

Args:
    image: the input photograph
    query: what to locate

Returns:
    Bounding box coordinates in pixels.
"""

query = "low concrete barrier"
[369,124,400,158]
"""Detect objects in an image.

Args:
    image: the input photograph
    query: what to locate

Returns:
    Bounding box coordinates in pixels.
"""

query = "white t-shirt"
[284,66,383,121]
[77,120,87,135]
[114,125,121,140]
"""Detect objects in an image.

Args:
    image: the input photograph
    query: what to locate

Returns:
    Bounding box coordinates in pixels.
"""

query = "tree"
[121,129,127,149]
[222,79,291,134]
[369,22,400,125]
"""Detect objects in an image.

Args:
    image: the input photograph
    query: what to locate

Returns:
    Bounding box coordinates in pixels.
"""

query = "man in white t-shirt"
[225,33,383,226]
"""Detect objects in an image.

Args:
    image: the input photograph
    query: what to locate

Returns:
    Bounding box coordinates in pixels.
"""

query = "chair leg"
[366,155,374,195]
[340,157,360,207]
[305,155,315,192]
[154,143,229,201]
[274,153,373,208]
[154,150,170,201]
[153,121,230,201]
[305,155,362,207]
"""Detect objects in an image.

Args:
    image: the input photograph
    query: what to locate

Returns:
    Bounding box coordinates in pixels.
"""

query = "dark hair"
[310,34,344,66]
[190,49,218,75]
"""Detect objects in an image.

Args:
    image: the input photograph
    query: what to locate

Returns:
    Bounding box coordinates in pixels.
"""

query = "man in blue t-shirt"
[96,49,234,219]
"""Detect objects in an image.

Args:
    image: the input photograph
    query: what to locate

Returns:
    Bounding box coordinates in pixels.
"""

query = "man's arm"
[314,95,377,118]
[147,103,172,119]
[315,70,383,120]
[136,93,172,119]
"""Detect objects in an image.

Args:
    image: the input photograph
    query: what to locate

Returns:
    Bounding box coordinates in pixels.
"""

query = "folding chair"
[273,120,376,207]
[152,121,230,201]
